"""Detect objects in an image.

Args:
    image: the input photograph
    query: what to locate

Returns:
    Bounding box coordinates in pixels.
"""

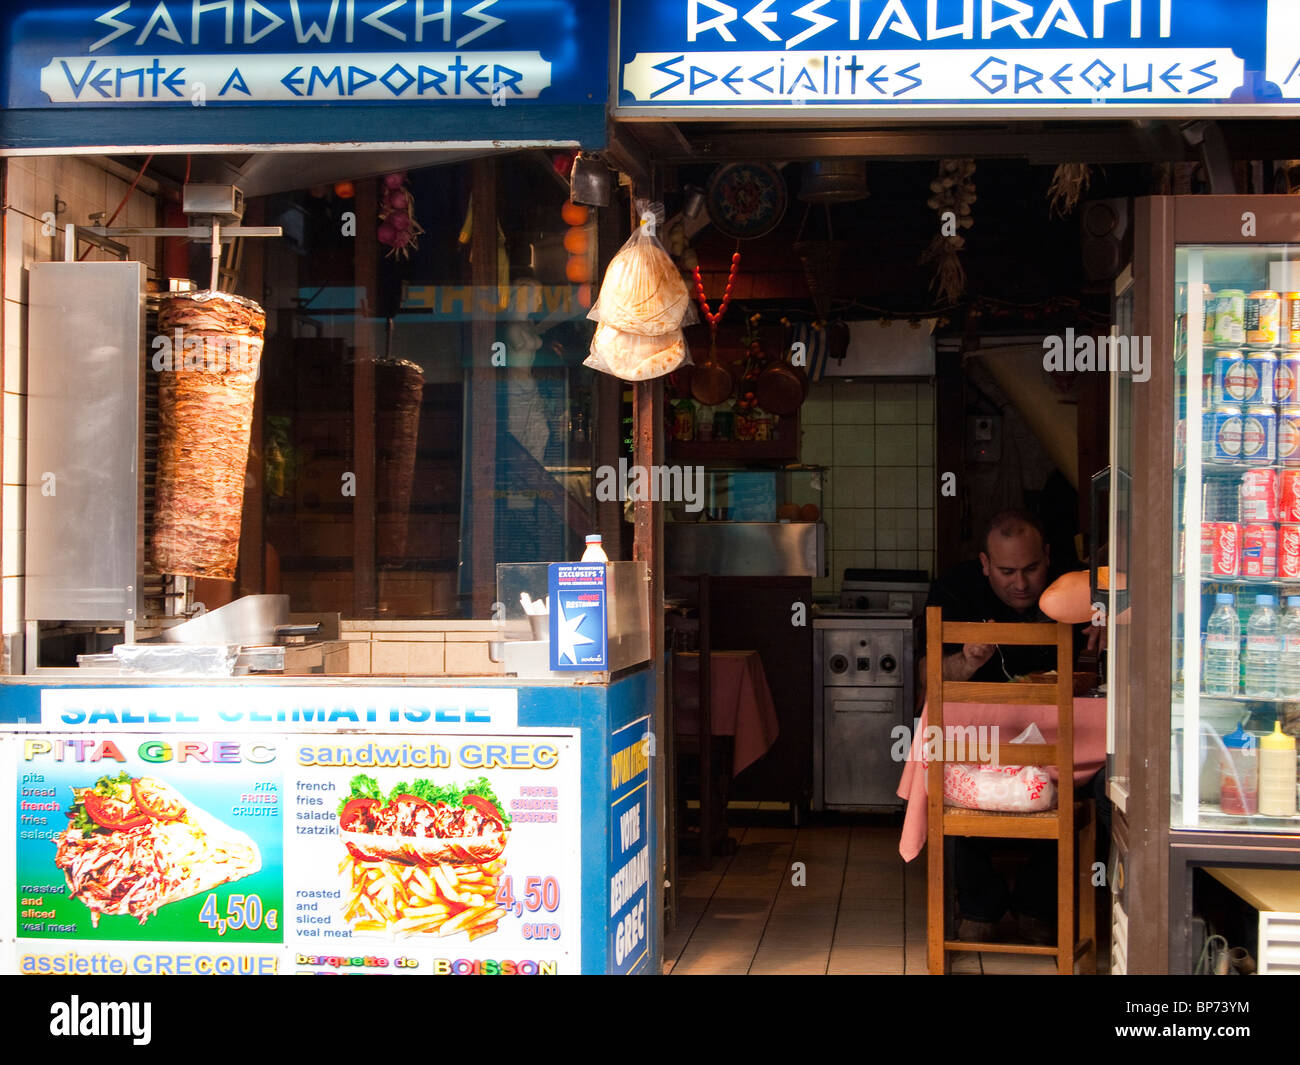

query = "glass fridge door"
[1108,271,1135,814]
[1173,248,1300,832]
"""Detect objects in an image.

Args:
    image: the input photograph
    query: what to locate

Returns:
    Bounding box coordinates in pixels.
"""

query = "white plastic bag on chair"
[942,723,1057,812]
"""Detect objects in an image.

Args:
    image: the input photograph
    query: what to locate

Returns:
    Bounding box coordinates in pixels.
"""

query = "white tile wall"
[808,378,937,597]
[2,156,159,638]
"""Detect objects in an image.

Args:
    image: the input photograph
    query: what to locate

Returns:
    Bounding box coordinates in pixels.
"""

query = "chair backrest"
[924,606,1075,812]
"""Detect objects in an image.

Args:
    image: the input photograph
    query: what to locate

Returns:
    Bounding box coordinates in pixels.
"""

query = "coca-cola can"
[1202,522,1241,577]
[1281,523,1300,580]
[1240,468,1279,521]
[1241,523,1279,579]
[1282,470,1300,521]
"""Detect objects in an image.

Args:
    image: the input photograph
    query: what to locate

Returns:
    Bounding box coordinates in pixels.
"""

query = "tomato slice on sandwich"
[82,791,150,831]
[131,778,187,822]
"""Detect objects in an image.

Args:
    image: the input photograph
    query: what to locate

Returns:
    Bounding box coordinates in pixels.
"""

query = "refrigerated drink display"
[1174,245,1300,830]
[1203,593,1240,696]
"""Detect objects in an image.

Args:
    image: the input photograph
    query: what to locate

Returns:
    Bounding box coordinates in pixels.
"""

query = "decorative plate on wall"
[705,162,788,240]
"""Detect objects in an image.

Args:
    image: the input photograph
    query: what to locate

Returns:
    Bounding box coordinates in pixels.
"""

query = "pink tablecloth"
[672,651,781,775]
[896,697,1107,862]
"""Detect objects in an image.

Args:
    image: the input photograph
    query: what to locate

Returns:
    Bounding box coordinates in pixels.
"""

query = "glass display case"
[662,465,825,523]
[1173,246,1300,833]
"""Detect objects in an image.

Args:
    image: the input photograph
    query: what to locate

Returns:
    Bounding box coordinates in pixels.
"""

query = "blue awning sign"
[5,1,602,109]
[622,47,1240,104]
[616,0,1299,115]
[40,50,551,103]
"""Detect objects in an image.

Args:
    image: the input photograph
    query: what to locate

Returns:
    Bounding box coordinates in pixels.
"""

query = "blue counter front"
[0,670,657,976]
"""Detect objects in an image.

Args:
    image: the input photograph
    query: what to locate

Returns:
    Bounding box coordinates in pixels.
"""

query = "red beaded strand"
[693,251,741,327]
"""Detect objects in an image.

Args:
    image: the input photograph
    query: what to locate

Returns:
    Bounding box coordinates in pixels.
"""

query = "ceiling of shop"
[615,118,1300,166]
[113,147,514,198]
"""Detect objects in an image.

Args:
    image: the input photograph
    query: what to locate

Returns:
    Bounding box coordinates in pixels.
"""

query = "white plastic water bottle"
[1204,593,1240,696]
[1244,594,1281,698]
[581,534,608,563]
[1280,596,1300,699]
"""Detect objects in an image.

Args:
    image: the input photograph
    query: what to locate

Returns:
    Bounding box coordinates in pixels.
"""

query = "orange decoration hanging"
[561,201,589,226]
[692,251,741,327]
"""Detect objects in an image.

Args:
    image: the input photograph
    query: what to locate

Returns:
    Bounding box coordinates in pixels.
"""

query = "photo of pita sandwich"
[55,772,261,927]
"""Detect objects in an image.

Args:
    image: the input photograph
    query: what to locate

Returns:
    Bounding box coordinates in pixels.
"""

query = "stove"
[812,570,927,812]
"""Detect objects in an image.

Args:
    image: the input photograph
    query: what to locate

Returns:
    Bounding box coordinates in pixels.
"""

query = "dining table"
[671,649,781,775]
[895,696,1108,862]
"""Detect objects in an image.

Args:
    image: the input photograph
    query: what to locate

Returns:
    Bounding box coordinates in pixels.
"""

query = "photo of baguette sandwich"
[336,775,511,940]
[55,772,261,928]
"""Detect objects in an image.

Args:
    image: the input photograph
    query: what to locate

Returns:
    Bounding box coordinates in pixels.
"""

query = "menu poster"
[15,733,284,954]
[286,732,580,975]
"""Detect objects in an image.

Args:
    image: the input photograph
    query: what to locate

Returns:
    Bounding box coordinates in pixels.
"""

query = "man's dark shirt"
[919,559,1078,683]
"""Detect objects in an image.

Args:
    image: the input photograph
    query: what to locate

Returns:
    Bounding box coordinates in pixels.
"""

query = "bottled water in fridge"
[1244,594,1281,698]
[1204,593,1240,696]
[1281,596,1300,699]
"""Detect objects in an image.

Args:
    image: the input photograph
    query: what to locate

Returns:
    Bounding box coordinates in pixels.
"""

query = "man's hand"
[941,641,995,681]
[1083,621,1107,653]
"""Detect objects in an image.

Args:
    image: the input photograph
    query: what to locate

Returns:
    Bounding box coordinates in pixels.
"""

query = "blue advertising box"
[548,563,608,671]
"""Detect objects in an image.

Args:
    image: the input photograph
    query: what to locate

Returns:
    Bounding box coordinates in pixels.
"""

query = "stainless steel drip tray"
[78,644,285,675]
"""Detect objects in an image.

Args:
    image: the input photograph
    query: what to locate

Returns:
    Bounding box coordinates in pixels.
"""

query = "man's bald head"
[980,510,1050,612]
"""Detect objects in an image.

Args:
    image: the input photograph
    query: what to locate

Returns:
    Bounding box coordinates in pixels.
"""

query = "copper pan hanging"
[754,340,807,416]
[690,338,734,406]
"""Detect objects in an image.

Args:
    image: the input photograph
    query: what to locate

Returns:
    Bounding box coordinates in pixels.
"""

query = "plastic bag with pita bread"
[584,322,692,382]
[588,206,697,338]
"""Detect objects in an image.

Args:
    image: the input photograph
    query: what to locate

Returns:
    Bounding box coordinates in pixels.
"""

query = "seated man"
[917,508,1086,945]
[920,508,1066,689]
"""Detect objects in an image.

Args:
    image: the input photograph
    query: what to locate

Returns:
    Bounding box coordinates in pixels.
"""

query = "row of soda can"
[1190,469,1300,579]
[1196,521,1300,580]
[1201,468,1300,522]
[1176,350,1300,464]
[1180,289,1300,351]
[1177,350,1300,410]
[1177,403,1300,465]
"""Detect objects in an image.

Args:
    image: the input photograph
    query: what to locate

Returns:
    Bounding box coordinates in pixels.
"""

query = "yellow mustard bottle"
[1259,721,1297,817]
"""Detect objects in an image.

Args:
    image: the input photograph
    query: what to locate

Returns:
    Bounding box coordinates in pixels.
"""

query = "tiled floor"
[664,821,1107,975]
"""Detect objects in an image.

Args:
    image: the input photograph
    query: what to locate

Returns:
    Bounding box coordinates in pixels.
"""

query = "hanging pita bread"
[589,223,692,337]
[586,323,688,382]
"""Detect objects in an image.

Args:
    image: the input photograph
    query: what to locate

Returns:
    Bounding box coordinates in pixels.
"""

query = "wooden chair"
[925,606,1096,975]
[666,576,727,867]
